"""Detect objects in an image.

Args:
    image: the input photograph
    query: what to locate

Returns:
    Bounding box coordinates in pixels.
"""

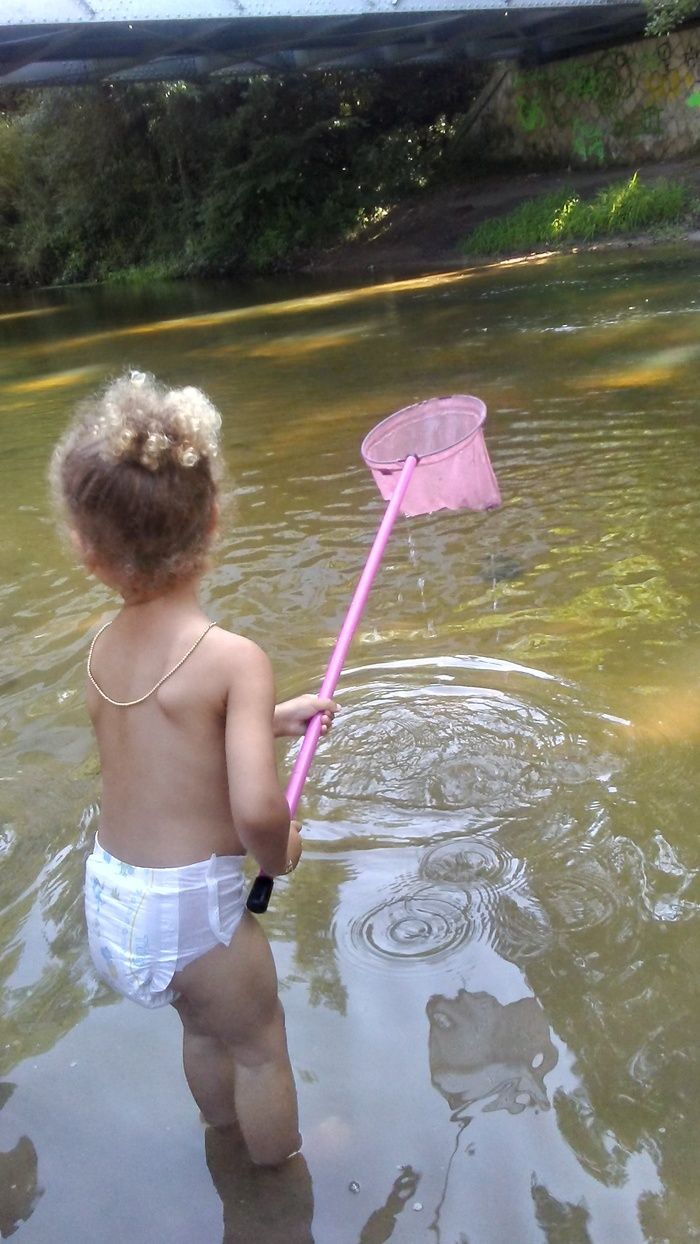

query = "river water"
[1,247,699,1243]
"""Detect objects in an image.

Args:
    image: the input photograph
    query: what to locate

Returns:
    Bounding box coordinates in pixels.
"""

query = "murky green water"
[1,247,699,1243]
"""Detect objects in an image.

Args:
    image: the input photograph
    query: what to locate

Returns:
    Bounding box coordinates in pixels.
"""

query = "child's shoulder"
[207,625,273,680]
[205,625,276,711]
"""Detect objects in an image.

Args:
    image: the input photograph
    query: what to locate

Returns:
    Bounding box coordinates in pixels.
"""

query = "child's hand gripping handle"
[245,724,322,913]
[246,454,419,914]
[245,682,332,914]
[246,874,277,914]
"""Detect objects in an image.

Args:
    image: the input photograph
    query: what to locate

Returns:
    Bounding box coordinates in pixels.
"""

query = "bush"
[0,118,21,278]
[644,0,700,36]
[0,65,489,285]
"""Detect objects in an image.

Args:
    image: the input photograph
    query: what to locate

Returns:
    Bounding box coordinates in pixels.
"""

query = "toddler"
[51,371,336,1166]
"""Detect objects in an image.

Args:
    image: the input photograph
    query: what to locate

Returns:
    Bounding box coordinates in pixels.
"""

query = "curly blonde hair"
[51,371,223,592]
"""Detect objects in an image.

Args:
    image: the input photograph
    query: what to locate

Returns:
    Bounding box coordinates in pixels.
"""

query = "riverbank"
[306,157,700,275]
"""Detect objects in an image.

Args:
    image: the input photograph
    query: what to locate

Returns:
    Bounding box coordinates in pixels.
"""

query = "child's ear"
[208,500,219,535]
[70,528,96,570]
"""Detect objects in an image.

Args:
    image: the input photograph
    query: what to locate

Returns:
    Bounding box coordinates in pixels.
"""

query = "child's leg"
[173,1016,237,1127]
[172,911,300,1167]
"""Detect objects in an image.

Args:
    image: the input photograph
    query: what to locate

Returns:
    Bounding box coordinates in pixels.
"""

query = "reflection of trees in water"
[530,1178,592,1244]
[265,858,349,1015]
[494,743,700,1242]
[406,722,700,1241]
[427,991,558,1120]
[0,772,111,1078]
[0,1083,42,1238]
[358,1166,421,1244]
[426,989,559,1244]
[523,928,700,1239]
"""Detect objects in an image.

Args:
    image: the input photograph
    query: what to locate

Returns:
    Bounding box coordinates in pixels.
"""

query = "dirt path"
[307,157,700,274]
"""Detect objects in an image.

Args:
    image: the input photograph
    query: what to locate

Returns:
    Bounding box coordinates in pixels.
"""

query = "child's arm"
[224,638,296,878]
[274,694,339,739]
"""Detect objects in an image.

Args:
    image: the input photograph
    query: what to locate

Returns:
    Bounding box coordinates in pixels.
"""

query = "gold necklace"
[87,619,217,708]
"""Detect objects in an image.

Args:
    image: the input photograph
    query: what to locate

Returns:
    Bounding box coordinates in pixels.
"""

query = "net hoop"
[360,394,500,517]
[361,395,487,469]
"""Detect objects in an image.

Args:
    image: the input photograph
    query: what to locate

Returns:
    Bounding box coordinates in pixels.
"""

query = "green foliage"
[463,174,696,256]
[3,87,186,284]
[105,259,182,285]
[0,65,488,285]
[644,0,700,36]
[0,118,21,276]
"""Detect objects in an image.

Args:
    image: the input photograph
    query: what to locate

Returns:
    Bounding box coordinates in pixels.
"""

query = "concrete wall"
[479,27,700,167]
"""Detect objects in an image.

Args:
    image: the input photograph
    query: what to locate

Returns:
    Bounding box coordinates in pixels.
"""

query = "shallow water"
[1,247,699,1243]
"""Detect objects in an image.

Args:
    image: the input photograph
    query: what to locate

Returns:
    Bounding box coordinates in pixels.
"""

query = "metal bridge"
[1,1,649,87]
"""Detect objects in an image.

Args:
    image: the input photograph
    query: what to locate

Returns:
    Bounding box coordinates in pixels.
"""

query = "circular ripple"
[349,886,473,965]
[312,656,616,824]
[489,893,555,962]
[421,836,526,893]
[537,859,621,932]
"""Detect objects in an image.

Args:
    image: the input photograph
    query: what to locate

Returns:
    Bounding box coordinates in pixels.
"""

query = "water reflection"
[0,795,106,1080]
[426,989,560,1244]
[531,1178,593,1244]
[0,1085,42,1239]
[0,248,699,1240]
[205,1126,314,1244]
[358,1166,421,1244]
[427,991,558,1120]
[507,856,700,1241]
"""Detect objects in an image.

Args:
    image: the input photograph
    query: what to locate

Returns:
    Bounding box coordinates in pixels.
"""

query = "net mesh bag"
[361,395,501,517]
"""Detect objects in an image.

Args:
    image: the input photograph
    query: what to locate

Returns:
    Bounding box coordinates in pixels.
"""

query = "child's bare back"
[52,371,335,1165]
[88,598,288,870]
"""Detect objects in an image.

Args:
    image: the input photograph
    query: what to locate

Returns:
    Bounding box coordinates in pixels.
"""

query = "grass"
[463,173,696,257]
[102,259,183,285]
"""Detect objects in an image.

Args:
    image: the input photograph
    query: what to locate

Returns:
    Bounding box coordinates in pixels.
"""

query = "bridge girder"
[0,2,650,86]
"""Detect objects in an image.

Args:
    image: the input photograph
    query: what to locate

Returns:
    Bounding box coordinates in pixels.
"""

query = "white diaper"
[85,837,246,1009]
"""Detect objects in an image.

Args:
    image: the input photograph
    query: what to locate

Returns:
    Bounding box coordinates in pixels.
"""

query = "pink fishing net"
[361,395,501,518]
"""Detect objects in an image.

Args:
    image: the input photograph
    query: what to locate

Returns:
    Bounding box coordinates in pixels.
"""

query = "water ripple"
[345,885,473,969]
[488,893,555,962]
[421,835,526,892]
[311,654,620,830]
[529,845,623,931]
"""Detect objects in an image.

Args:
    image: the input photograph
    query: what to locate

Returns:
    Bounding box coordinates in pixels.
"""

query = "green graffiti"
[550,56,627,109]
[512,42,691,152]
[513,68,548,93]
[639,104,664,134]
[515,93,546,132]
[638,46,662,72]
[612,103,664,140]
[572,119,605,163]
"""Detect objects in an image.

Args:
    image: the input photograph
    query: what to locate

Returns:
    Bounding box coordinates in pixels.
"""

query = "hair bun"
[51,369,222,596]
[92,372,222,472]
